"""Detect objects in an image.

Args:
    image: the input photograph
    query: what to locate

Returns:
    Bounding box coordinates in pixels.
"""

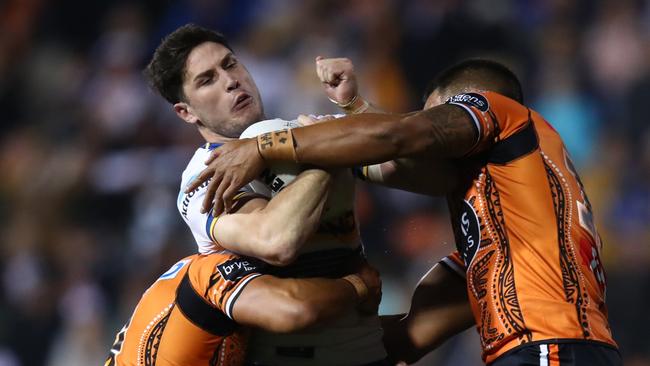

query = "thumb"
[315,55,324,62]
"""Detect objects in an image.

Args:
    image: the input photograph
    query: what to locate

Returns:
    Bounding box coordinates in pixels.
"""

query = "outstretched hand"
[185,138,266,216]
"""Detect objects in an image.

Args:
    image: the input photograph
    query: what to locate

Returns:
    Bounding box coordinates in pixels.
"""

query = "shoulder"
[180,146,212,185]
[446,91,525,115]
[189,253,267,288]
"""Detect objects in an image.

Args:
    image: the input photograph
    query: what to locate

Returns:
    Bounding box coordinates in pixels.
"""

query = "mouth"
[232,93,253,112]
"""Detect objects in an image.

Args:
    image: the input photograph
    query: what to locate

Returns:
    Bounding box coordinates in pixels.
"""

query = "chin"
[243,107,264,125]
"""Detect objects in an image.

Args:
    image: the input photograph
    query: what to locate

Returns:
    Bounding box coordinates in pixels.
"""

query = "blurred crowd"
[0,0,648,365]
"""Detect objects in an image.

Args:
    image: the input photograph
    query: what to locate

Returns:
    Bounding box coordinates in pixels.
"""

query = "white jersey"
[177,121,386,365]
[177,142,259,254]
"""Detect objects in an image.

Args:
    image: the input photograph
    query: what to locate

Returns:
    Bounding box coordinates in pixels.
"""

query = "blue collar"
[202,142,222,150]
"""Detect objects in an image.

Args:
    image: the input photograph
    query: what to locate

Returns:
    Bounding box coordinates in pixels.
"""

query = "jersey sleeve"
[440,251,467,279]
[446,91,535,158]
[192,254,269,320]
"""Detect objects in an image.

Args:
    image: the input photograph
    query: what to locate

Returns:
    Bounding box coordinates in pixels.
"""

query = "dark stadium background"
[0,0,648,365]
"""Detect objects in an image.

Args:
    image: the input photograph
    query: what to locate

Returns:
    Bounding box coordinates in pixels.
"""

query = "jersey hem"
[487,338,620,364]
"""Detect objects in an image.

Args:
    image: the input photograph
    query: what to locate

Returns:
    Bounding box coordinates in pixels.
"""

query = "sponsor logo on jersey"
[180,177,210,219]
[217,258,262,282]
[459,199,481,267]
[447,93,490,112]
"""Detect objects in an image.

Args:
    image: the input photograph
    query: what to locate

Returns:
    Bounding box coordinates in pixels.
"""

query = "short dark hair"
[144,24,232,104]
[424,58,523,104]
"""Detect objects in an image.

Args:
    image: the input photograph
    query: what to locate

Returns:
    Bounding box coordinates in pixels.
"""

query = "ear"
[173,102,199,125]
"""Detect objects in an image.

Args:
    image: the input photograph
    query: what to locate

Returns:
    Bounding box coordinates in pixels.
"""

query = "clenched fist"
[315,56,358,106]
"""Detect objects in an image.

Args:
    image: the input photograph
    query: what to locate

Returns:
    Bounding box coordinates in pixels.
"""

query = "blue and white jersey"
[177,142,260,254]
[177,119,386,365]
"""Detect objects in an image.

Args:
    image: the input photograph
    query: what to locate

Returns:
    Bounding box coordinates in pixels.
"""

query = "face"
[174,42,264,138]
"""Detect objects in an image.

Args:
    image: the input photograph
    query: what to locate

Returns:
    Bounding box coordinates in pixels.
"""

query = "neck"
[198,127,237,144]
[197,113,267,143]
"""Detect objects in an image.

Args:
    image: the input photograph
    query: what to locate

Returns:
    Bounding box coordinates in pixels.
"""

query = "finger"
[212,175,230,216]
[297,114,315,126]
[222,183,240,214]
[296,114,307,126]
[186,167,214,193]
[202,172,222,214]
[205,148,221,165]
[324,84,337,96]
[315,55,324,62]
[326,69,342,86]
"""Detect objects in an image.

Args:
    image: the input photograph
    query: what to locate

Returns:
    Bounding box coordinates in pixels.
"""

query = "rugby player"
[189,58,622,365]
[105,169,382,366]
[144,25,387,365]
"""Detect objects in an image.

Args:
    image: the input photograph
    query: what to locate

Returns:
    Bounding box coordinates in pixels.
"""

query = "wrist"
[256,129,297,162]
[341,274,369,302]
[329,94,370,114]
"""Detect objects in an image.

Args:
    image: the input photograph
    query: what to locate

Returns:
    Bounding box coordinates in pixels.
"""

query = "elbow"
[391,112,437,157]
[256,226,301,266]
[376,114,422,158]
[263,249,298,267]
[266,300,319,333]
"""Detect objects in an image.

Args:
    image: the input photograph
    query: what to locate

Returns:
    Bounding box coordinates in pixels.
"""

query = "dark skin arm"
[291,106,475,165]
[233,263,382,333]
[186,104,477,215]
[368,157,459,196]
[381,263,474,364]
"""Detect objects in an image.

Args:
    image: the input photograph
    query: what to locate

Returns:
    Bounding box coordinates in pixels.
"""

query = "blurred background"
[0,0,649,365]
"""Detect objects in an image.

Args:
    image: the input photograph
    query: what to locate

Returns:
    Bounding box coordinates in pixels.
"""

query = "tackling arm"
[291,105,477,166]
[185,101,478,215]
[382,263,474,364]
[361,158,459,196]
[232,264,381,333]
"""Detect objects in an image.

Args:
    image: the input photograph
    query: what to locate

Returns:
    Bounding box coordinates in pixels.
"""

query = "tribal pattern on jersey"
[484,172,530,347]
[142,308,172,366]
[543,154,592,337]
[441,91,616,363]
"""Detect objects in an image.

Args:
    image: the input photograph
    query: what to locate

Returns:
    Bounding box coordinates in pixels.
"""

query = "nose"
[224,73,240,92]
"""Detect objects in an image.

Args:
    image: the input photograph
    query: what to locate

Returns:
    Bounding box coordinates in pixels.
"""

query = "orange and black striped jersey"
[439,91,616,363]
[105,253,266,366]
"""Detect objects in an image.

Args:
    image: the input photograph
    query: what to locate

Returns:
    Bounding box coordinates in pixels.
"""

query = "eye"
[199,77,213,86]
[225,58,238,69]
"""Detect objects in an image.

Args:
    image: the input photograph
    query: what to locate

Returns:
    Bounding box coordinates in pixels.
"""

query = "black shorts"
[489,341,622,366]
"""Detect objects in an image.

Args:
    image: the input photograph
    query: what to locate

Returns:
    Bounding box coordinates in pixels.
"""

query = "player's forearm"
[362,158,458,196]
[290,105,476,167]
[236,276,357,333]
[383,264,474,363]
[337,95,384,115]
[281,277,358,330]
[213,170,330,265]
[257,169,331,264]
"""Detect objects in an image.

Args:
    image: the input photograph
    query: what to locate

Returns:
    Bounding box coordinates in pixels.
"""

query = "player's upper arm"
[444,91,536,158]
